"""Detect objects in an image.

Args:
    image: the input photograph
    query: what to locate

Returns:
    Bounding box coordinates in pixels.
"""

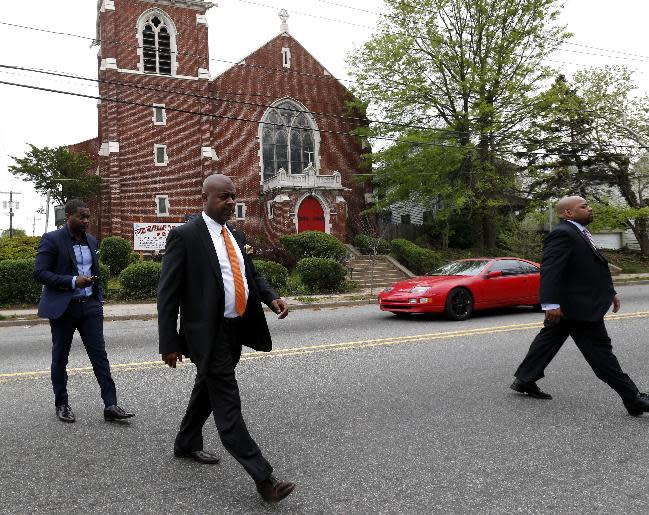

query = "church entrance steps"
[345,248,414,291]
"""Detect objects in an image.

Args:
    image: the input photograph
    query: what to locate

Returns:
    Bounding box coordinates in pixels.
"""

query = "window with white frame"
[282,47,291,68]
[155,195,170,216]
[154,144,168,166]
[153,104,166,125]
[261,100,317,180]
[138,11,176,75]
[235,203,246,220]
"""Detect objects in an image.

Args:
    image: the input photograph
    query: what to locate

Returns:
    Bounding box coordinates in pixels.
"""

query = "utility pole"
[32,214,42,236]
[45,191,50,232]
[0,191,22,238]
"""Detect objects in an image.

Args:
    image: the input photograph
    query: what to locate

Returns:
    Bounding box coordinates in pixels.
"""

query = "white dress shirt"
[542,220,588,311]
[202,211,249,318]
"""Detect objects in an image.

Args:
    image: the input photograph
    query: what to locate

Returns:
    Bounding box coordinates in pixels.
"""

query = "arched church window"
[261,100,317,180]
[139,12,176,75]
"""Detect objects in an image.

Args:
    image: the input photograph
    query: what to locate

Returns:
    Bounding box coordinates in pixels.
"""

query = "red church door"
[297,197,325,233]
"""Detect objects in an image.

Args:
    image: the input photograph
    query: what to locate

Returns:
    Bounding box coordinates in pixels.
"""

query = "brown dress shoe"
[256,475,295,503]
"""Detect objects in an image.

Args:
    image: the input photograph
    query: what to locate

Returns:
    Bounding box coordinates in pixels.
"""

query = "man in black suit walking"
[34,199,135,423]
[511,196,649,416]
[157,174,295,503]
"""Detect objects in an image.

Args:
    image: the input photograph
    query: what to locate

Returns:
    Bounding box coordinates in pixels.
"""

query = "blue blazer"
[33,226,103,319]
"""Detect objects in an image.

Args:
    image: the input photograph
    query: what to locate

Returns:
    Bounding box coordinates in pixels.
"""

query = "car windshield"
[427,260,490,276]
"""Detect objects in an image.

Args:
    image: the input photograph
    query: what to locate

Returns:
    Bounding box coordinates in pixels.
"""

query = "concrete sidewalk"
[2,272,649,327]
[0,289,381,327]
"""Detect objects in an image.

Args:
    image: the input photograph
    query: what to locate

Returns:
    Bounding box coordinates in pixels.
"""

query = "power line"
[3,77,647,160]
[0,20,358,87]
[4,17,647,126]
[0,78,476,151]
[307,0,649,63]
[6,63,647,152]
[0,64,468,136]
[236,0,376,29]
[231,1,649,68]
[1,61,646,154]
[2,11,648,96]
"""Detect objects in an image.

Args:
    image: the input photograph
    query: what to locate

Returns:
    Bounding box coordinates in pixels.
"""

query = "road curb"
[0,297,379,328]
[4,279,648,328]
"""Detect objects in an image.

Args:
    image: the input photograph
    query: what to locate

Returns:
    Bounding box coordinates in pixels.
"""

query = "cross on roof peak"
[279,9,289,33]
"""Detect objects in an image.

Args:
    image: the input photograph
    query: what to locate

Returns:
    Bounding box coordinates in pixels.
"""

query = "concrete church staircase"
[345,245,414,291]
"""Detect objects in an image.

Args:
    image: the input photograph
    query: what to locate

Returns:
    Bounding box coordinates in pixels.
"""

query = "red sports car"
[378,257,541,321]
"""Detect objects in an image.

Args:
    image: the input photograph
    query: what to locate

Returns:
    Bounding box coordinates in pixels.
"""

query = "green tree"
[571,66,649,256]
[520,73,632,226]
[348,0,569,249]
[9,144,100,205]
[0,228,27,238]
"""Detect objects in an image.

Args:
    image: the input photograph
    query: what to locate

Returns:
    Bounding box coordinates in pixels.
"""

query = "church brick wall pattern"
[80,0,369,249]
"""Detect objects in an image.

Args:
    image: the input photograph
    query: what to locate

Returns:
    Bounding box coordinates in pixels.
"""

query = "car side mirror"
[484,270,503,279]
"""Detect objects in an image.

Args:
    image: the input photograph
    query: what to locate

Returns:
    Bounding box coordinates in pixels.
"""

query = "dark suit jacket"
[157,216,278,360]
[539,219,615,321]
[33,226,103,320]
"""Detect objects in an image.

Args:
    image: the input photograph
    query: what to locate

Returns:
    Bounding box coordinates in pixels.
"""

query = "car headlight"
[409,286,430,293]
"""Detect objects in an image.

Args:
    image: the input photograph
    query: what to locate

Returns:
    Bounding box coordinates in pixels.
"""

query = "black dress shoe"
[174,449,220,464]
[624,392,649,416]
[56,404,75,423]
[256,475,295,503]
[510,378,552,399]
[103,405,135,421]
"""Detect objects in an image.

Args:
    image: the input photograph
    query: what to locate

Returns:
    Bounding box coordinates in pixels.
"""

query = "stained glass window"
[261,101,317,180]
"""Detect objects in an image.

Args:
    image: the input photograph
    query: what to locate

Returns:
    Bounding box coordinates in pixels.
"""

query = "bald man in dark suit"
[511,196,649,416]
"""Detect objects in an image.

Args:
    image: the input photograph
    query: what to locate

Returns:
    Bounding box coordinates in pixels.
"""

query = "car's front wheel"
[444,288,474,321]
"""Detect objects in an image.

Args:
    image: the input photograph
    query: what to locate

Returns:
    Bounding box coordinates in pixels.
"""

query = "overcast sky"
[1,0,648,235]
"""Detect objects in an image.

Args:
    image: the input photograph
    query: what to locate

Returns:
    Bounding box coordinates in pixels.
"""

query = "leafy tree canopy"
[348,0,569,248]
[0,228,27,238]
[9,144,100,206]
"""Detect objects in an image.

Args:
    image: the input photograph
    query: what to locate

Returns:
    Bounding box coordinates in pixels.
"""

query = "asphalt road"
[2,285,649,514]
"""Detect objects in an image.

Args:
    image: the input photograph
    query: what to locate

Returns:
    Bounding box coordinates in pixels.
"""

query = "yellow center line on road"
[2,310,649,383]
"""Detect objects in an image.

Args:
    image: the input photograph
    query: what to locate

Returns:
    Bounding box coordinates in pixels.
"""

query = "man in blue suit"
[34,199,134,423]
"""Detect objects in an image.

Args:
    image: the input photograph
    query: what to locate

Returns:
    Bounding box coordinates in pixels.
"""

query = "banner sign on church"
[133,222,183,251]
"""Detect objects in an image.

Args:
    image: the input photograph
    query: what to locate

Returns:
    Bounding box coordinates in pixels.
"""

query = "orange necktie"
[221,226,247,316]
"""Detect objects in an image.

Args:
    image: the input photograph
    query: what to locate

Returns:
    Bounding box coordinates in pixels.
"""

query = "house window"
[282,47,291,68]
[261,100,317,180]
[153,104,166,125]
[267,201,274,219]
[138,12,176,75]
[154,144,168,166]
[155,195,170,216]
[235,203,246,220]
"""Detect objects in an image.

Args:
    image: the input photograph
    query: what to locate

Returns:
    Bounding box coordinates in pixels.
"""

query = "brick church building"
[75,0,370,251]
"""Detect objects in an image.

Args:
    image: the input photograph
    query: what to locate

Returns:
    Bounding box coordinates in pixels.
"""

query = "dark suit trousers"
[174,320,273,483]
[49,299,117,407]
[515,318,638,402]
